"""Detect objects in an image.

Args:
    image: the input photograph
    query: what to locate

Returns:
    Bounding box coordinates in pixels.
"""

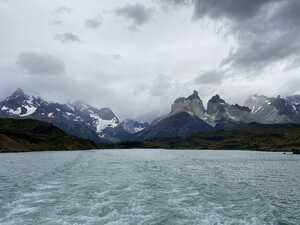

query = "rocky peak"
[6,88,28,102]
[171,90,205,117]
[207,94,227,115]
[187,90,200,100]
[209,95,226,104]
[11,88,25,96]
[98,108,117,121]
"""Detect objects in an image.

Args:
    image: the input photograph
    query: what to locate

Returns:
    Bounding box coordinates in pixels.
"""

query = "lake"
[0,149,299,225]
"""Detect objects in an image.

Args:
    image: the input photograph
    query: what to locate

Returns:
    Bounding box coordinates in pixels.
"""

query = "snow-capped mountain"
[4,88,300,143]
[120,119,149,134]
[244,95,300,124]
[0,89,128,142]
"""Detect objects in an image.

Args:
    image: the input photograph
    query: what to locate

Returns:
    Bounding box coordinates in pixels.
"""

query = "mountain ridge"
[0,118,97,152]
[0,89,141,143]
[2,89,300,143]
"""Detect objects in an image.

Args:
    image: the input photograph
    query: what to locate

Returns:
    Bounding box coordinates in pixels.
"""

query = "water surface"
[0,149,299,225]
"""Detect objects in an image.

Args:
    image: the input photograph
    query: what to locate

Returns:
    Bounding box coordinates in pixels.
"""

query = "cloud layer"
[1,0,300,121]
[116,3,153,26]
[54,33,81,43]
[17,52,66,76]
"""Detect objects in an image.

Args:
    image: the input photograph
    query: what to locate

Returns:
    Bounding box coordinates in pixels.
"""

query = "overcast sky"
[1,0,300,121]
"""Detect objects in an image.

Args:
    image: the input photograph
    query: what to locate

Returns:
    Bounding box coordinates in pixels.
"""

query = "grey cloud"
[147,74,174,97]
[222,29,300,71]
[54,6,72,14]
[54,33,81,43]
[85,15,103,29]
[192,0,279,21]
[17,52,66,76]
[164,0,300,72]
[116,3,153,26]
[194,70,225,85]
[221,0,300,71]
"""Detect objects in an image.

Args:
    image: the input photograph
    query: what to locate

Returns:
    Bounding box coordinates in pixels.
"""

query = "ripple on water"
[0,150,299,225]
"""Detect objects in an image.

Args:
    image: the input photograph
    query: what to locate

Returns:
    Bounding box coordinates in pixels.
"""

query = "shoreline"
[0,148,297,154]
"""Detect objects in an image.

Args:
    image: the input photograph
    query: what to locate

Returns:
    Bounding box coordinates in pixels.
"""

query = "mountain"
[244,94,300,124]
[120,119,149,134]
[170,91,253,126]
[206,95,253,127]
[171,90,206,117]
[4,88,300,144]
[136,112,214,140]
[0,89,131,143]
[0,118,97,152]
[136,91,254,140]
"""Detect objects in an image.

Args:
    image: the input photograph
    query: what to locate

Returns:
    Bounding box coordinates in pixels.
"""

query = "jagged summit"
[171,90,205,117]
[208,94,226,104]
[12,88,25,96]
[187,90,200,100]
[0,89,126,143]
[6,88,28,100]
[207,94,227,115]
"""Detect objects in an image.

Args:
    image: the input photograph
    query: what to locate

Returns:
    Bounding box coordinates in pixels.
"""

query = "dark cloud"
[54,33,81,43]
[85,15,103,29]
[116,3,153,26]
[194,70,225,85]
[164,0,300,72]
[17,52,66,76]
[192,0,279,21]
[54,6,72,14]
[219,0,300,71]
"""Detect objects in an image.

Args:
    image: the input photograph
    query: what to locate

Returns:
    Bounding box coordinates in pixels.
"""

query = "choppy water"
[0,150,300,225]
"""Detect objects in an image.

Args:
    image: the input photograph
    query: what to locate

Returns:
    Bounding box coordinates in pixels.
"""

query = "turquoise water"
[0,149,299,225]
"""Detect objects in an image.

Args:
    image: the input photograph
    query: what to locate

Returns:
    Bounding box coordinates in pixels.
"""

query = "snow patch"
[90,113,118,133]
[1,106,8,111]
[20,105,37,117]
[8,107,22,115]
[133,127,144,133]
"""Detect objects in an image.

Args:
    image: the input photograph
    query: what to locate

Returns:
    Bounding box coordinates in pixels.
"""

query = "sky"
[1,0,300,121]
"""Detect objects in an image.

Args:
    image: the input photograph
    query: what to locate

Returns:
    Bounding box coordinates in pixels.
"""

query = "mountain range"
[0,89,147,143]
[2,89,300,143]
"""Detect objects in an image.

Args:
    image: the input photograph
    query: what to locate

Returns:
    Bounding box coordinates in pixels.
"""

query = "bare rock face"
[171,91,206,118]
[207,95,226,115]
[207,95,252,123]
